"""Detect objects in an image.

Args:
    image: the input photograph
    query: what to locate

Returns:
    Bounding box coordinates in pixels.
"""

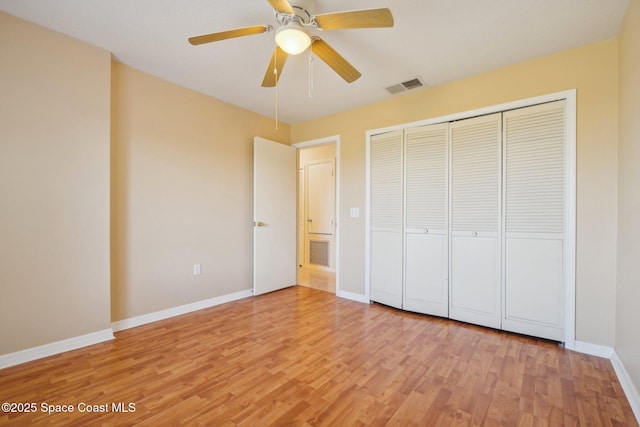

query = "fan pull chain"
[274,46,279,130]
[308,46,314,99]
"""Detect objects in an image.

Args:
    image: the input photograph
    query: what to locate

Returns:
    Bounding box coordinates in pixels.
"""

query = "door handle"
[254,221,265,227]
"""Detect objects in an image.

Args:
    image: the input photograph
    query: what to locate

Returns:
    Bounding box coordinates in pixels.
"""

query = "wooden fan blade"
[268,0,294,14]
[311,38,361,83]
[188,25,270,45]
[314,8,394,30]
[262,46,289,87]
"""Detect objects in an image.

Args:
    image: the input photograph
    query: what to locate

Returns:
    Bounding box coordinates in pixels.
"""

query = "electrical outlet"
[193,264,201,275]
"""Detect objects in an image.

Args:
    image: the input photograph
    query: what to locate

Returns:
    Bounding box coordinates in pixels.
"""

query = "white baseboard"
[336,290,370,304]
[111,289,253,332]
[0,329,114,370]
[0,290,253,370]
[611,350,640,423]
[571,342,639,424]
[573,340,614,358]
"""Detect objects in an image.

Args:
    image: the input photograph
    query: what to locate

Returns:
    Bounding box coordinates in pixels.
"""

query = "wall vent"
[309,240,330,267]
[385,77,426,95]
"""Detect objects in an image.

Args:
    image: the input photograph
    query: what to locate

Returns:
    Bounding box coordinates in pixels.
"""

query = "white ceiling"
[0,0,629,124]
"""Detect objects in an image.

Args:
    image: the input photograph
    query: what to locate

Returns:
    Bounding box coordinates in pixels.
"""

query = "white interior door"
[502,101,566,341]
[449,113,502,329]
[253,137,297,295]
[369,130,404,309]
[306,161,335,235]
[404,123,449,317]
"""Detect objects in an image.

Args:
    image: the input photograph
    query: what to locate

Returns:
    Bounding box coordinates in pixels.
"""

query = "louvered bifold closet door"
[449,113,502,329]
[370,130,403,308]
[403,123,449,316]
[502,101,566,341]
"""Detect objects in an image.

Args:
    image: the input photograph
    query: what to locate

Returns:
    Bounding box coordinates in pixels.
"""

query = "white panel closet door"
[403,123,449,316]
[449,113,502,329]
[502,101,566,341]
[370,130,403,308]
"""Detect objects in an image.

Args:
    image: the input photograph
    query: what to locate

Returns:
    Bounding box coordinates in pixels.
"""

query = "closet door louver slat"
[450,117,501,233]
[405,125,448,230]
[371,131,403,231]
[505,107,565,234]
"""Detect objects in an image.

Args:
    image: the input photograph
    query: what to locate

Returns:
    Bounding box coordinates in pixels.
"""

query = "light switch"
[350,207,360,218]
[193,264,201,275]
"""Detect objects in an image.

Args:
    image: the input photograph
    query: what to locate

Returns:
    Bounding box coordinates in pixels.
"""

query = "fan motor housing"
[279,0,315,25]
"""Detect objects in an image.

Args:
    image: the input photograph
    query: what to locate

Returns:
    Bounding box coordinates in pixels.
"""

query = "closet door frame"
[365,89,576,348]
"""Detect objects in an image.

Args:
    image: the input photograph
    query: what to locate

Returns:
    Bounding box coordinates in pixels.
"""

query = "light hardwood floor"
[297,266,335,293]
[0,286,637,426]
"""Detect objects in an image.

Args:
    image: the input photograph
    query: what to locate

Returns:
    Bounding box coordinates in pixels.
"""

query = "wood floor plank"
[0,286,637,426]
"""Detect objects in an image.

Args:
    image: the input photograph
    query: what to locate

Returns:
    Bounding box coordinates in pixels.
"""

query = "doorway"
[294,136,339,294]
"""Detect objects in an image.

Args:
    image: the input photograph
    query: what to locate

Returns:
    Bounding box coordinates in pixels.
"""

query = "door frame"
[365,89,576,349]
[293,135,341,295]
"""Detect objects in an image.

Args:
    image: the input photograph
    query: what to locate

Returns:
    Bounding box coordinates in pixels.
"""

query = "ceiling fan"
[188,0,394,87]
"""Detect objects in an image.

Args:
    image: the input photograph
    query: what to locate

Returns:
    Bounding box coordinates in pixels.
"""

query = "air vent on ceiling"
[385,77,426,95]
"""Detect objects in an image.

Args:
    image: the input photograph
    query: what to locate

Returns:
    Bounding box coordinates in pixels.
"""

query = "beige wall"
[291,40,619,347]
[617,0,640,392]
[0,13,112,354]
[111,62,290,321]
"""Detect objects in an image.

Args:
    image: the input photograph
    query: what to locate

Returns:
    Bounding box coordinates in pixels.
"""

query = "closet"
[368,99,569,342]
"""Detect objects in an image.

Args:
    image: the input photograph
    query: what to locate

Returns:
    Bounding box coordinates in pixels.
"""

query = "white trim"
[572,340,614,358]
[364,135,372,302]
[292,135,339,149]
[335,137,341,295]
[337,290,370,304]
[0,329,114,370]
[563,90,577,349]
[611,350,640,423]
[111,289,253,332]
[365,89,577,345]
[293,135,341,295]
[365,90,578,140]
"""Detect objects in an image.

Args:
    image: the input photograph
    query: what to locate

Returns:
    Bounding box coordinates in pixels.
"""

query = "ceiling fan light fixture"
[275,23,311,55]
